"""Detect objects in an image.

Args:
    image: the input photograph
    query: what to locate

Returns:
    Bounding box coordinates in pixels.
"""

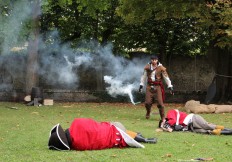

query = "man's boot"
[211,128,232,135]
[220,129,232,135]
[157,105,165,127]
[145,105,151,119]
[158,120,164,128]
[134,133,157,144]
[157,105,165,120]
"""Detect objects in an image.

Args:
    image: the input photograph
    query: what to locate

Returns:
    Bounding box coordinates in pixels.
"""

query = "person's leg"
[111,122,158,143]
[192,116,229,135]
[156,86,165,122]
[145,86,154,119]
[192,115,216,133]
[126,130,157,143]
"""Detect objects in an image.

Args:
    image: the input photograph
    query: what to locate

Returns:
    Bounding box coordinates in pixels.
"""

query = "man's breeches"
[145,85,164,108]
[192,114,216,133]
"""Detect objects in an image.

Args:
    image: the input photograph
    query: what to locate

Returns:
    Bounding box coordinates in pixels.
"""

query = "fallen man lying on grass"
[48,118,157,151]
[160,109,232,135]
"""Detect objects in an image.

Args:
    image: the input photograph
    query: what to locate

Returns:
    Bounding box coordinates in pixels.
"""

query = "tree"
[0,0,40,94]
[41,0,114,45]
[117,0,232,104]
[206,1,232,103]
[25,0,41,94]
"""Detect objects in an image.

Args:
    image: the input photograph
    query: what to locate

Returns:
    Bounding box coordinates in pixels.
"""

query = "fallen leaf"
[31,112,39,115]
[156,128,163,132]
[166,154,172,157]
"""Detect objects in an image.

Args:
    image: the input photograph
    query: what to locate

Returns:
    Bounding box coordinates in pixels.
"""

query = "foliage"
[117,0,205,23]
[41,0,116,43]
[40,0,209,58]
[0,102,232,161]
[117,0,232,50]
[0,0,215,57]
[206,0,232,48]
[116,17,210,58]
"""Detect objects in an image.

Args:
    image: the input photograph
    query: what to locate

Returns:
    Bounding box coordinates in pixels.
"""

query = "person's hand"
[162,127,173,132]
[139,85,143,93]
[168,87,174,95]
[161,121,173,132]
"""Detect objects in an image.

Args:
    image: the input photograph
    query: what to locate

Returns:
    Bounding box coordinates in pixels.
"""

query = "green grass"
[0,102,231,162]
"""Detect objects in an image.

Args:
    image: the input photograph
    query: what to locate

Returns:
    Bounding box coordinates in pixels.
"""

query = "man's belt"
[148,80,165,101]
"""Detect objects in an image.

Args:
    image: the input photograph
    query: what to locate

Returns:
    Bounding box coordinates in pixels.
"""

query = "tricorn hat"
[48,124,70,151]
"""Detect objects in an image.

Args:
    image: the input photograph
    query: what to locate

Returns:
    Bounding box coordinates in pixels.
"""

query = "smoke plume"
[0,0,149,104]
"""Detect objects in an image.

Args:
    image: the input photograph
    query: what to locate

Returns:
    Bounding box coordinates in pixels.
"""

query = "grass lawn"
[0,102,231,162]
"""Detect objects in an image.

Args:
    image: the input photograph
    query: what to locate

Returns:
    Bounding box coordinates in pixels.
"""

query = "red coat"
[166,109,188,126]
[69,118,127,151]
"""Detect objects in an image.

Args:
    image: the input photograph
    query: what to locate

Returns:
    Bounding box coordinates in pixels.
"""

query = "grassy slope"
[0,102,231,162]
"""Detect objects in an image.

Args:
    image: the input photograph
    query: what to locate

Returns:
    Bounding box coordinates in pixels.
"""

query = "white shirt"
[183,114,194,125]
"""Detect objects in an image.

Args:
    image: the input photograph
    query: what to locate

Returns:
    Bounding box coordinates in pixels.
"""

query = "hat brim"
[48,124,70,151]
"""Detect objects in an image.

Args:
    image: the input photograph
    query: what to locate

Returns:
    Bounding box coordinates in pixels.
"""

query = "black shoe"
[144,138,157,144]
[220,129,232,135]
[134,134,157,144]
[223,128,232,131]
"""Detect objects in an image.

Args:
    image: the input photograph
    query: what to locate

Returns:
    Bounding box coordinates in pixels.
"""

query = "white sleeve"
[140,70,147,86]
[162,74,173,88]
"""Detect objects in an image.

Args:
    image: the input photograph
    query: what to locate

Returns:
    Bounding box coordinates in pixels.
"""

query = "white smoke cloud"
[104,75,136,104]
[101,55,148,104]
[0,0,150,104]
[0,1,36,55]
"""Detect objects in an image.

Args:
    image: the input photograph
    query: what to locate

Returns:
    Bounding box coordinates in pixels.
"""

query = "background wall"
[0,54,214,103]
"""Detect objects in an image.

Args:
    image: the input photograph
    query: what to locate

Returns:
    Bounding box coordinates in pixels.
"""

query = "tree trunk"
[96,62,104,91]
[25,0,40,95]
[208,45,232,104]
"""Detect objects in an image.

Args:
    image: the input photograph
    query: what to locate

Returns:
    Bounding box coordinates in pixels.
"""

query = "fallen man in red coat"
[48,118,157,151]
[160,109,232,135]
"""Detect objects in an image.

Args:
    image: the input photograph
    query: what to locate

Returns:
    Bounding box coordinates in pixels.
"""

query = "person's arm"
[166,110,177,126]
[140,70,147,86]
[139,70,147,92]
[161,67,173,88]
[161,67,174,94]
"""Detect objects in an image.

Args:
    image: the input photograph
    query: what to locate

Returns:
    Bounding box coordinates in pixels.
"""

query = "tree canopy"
[0,0,231,103]
[117,0,232,50]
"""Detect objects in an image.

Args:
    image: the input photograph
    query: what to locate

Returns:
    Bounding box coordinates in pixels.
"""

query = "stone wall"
[0,55,214,103]
[169,55,214,92]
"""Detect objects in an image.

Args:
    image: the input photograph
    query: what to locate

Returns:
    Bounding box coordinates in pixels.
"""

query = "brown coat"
[143,63,169,84]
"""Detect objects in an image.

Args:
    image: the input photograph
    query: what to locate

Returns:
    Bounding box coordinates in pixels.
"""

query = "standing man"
[139,55,174,125]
